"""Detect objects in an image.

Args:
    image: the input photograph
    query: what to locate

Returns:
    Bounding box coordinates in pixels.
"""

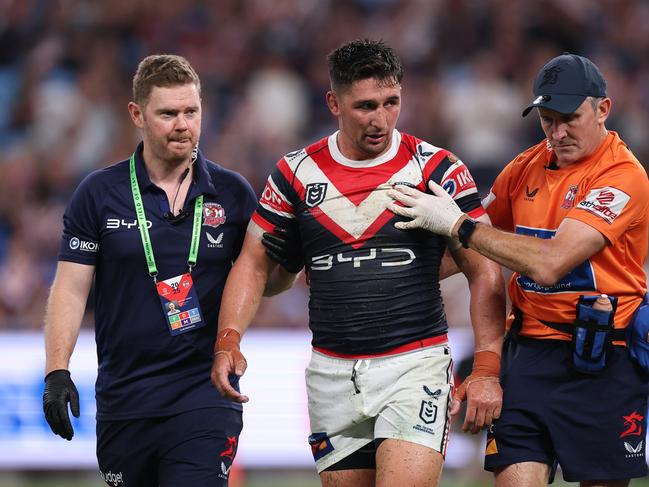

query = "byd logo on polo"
[106,218,152,229]
[69,237,99,253]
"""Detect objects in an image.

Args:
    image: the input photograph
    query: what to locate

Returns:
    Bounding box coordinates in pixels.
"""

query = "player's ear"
[326,91,340,117]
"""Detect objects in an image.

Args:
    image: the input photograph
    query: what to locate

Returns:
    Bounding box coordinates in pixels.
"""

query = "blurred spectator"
[1,0,648,330]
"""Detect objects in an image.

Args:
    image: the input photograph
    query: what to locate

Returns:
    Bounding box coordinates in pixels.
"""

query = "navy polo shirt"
[58,142,257,420]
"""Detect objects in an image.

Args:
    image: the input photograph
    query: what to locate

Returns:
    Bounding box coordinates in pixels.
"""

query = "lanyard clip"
[150,271,158,284]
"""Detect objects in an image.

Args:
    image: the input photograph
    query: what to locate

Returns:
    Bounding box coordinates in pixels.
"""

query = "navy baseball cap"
[522,53,607,117]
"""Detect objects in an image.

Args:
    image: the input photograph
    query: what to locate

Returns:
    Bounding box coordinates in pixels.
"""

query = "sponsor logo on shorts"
[308,432,334,461]
[624,440,644,458]
[220,461,232,477]
[423,385,441,400]
[69,237,99,252]
[99,470,123,486]
[620,411,645,459]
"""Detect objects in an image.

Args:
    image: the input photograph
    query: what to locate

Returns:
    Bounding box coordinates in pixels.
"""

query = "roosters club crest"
[219,436,238,460]
[561,185,578,209]
[203,203,226,228]
[305,183,328,208]
[620,411,644,438]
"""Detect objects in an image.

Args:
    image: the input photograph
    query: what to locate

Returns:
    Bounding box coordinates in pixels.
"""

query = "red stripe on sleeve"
[251,212,275,232]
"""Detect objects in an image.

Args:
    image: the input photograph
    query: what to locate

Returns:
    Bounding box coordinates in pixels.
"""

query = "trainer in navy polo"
[58,142,257,420]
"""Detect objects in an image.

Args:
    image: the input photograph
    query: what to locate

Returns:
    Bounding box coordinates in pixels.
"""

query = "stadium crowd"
[1,0,649,330]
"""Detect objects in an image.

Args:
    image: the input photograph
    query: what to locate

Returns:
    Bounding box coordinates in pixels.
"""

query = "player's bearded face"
[139,84,202,165]
[330,78,401,160]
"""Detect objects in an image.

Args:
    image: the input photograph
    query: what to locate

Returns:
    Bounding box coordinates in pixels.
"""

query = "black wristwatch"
[457,218,478,248]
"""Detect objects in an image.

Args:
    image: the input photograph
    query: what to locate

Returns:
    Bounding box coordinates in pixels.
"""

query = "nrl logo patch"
[305,183,328,208]
[419,400,438,424]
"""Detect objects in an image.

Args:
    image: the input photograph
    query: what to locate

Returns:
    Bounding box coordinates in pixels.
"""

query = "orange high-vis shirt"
[484,131,649,340]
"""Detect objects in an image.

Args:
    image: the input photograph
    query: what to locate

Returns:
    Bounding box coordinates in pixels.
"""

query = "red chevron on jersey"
[287,166,395,249]
[309,147,411,206]
[286,132,448,249]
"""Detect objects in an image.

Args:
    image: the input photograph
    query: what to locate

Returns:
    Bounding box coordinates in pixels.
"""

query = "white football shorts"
[305,343,454,472]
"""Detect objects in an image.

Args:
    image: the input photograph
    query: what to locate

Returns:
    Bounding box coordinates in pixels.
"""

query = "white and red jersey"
[253,130,485,354]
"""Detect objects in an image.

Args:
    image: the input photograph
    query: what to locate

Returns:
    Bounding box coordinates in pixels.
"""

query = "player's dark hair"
[327,39,403,91]
[132,54,201,106]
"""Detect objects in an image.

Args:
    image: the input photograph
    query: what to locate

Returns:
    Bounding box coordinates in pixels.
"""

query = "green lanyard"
[129,153,203,282]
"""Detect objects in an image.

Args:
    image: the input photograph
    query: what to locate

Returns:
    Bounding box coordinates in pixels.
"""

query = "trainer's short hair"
[327,39,403,91]
[132,54,201,106]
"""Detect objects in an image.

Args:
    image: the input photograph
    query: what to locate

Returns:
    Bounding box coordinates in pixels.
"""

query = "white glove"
[387,181,465,237]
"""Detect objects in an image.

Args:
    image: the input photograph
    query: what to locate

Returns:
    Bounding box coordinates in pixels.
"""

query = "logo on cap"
[538,66,562,88]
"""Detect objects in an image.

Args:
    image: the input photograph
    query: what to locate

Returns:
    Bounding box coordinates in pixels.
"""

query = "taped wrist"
[471,350,501,376]
[454,350,501,403]
[215,327,242,354]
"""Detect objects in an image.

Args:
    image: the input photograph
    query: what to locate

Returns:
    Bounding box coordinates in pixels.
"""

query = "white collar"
[328,130,401,168]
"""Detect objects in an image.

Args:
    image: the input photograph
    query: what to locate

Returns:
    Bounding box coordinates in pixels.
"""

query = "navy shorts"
[97,407,242,487]
[484,336,648,483]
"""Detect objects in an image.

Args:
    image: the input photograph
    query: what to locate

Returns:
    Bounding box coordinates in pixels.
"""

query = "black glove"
[43,369,80,441]
[262,226,304,273]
